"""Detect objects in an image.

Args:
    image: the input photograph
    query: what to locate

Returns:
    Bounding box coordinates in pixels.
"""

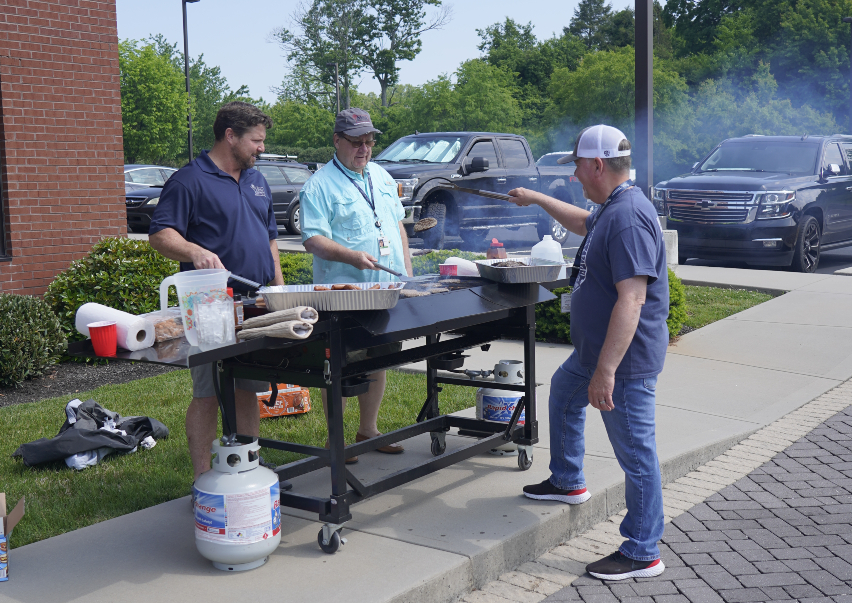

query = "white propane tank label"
[481,395,525,424]
[194,483,281,545]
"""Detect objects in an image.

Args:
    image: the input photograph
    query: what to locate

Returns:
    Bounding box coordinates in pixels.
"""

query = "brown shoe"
[324,439,358,464]
[356,432,404,454]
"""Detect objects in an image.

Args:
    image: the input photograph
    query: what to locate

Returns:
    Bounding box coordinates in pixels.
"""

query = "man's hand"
[190,248,225,270]
[507,187,541,207]
[588,368,615,412]
[348,250,380,271]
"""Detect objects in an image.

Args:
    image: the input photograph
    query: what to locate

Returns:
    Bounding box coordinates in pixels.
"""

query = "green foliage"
[410,249,485,276]
[683,286,774,331]
[667,268,688,340]
[119,40,186,164]
[44,238,179,343]
[279,253,314,285]
[0,295,67,387]
[535,286,572,343]
[266,102,336,148]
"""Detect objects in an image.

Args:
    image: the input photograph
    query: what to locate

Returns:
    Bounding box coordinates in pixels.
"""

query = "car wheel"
[420,202,446,250]
[286,202,301,235]
[537,218,569,244]
[790,215,820,273]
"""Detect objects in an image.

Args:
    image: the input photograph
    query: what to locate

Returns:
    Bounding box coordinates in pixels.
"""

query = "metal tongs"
[435,182,513,201]
[372,262,417,282]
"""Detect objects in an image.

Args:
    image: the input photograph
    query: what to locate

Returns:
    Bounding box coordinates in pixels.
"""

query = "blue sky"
[116,0,634,102]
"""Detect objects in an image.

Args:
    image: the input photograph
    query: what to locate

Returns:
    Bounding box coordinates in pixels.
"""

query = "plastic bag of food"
[138,308,184,342]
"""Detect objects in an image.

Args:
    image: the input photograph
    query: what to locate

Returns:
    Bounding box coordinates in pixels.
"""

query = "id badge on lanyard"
[379,234,391,256]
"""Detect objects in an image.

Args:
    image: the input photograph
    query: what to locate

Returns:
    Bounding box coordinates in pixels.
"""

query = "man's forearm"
[399,221,413,277]
[597,296,644,376]
[269,239,284,285]
[149,228,202,263]
[532,191,591,236]
[303,235,358,265]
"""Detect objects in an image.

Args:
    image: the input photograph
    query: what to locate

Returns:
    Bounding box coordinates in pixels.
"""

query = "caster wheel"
[518,449,532,471]
[431,437,446,456]
[318,528,341,554]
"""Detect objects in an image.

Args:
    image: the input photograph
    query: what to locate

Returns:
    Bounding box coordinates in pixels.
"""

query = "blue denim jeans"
[549,352,664,561]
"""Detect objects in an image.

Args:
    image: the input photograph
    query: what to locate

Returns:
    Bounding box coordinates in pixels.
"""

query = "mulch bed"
[0,361,181,408]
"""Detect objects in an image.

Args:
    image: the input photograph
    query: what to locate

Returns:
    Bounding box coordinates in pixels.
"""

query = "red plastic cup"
[439,264,458,276]
[88,321,117,357]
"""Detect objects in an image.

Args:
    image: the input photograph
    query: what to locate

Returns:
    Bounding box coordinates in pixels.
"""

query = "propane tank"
[193,436,282,571]
[476,360,527,455]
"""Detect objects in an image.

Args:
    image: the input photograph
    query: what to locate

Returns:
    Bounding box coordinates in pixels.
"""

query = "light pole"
[326,61,340,115]
[182,0,201,164]
[635,0,654,196]
[843,17,852,132]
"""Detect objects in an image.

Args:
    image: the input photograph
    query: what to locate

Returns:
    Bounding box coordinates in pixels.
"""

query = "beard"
[236,149,257,170]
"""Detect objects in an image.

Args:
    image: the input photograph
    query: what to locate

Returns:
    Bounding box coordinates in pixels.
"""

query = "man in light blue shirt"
[300,108,413,462]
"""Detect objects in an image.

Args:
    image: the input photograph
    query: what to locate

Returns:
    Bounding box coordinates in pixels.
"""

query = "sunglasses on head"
[338,134,376,148]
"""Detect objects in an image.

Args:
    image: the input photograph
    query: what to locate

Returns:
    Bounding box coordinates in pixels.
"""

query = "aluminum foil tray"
[475,257,564,284]
[258,282,405,312]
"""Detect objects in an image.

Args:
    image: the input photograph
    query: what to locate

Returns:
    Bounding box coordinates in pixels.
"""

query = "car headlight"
[395,178,418,203]
[652,188,666,201]
[145,196,160,206]
[757,192,794,219]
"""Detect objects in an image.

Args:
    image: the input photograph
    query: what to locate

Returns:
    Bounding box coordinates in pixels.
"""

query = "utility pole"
[843,17,852,132]
[326,61,340,115]
[182,0,201,164]
[635,0,654,195]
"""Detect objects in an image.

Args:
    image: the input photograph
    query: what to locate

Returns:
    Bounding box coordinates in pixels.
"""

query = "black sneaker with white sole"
[586,551,665,580]
[522,479,591,504]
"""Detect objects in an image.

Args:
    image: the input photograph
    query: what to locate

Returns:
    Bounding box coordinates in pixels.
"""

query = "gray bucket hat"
[334,108,382,137]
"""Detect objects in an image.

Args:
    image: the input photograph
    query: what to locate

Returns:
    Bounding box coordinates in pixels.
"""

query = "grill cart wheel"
[318,528,342,554]
[518,448,532,471]
[430,436,446,456]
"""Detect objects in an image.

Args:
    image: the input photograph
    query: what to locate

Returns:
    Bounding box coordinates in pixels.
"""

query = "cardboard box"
[257,385,311,419]
[0,493,25,582]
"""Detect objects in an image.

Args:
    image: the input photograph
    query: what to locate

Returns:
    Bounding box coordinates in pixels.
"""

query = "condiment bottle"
[487,238,507,260]
[233,294,244,329]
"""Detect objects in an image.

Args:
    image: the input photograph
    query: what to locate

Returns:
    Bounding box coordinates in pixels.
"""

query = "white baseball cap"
[556,124,631,164]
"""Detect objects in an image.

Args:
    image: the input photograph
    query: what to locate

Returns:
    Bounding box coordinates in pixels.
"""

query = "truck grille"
[666,190,757,224]
[125,196,148,208]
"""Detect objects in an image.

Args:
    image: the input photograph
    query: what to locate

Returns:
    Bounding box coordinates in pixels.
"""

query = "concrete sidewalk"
[3,265,852,603]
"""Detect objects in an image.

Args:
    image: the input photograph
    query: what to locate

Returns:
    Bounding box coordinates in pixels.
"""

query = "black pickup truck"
[654,134,852,273]
[373,132,583,249]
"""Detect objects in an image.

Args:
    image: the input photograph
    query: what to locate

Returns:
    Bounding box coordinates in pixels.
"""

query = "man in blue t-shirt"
[508,125,669,581]
[149,102,284,483]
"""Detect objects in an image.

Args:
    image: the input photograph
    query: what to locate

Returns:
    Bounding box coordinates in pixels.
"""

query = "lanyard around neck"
[568,180,634,287]
[333,157,382,229]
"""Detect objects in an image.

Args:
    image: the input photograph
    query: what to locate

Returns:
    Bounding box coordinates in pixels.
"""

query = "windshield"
[536,154,569,166]
[698,141,819,175]
[376,136,465,164]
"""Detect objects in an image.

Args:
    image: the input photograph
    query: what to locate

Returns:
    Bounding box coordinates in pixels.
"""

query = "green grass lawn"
[682,286,776,332]
[0,370,476,549]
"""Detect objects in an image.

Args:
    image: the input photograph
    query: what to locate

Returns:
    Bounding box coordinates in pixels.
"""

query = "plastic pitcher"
[531,235,566,280]
[160,269,231,346]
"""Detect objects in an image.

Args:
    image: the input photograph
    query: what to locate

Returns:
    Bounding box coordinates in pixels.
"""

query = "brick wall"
[0,0,124,296]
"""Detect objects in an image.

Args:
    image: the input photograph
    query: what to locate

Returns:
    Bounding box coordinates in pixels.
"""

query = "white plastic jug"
[531,235,566,279]
[160,269,232,346]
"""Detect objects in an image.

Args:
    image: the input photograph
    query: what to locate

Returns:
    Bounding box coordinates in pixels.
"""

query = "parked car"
[125,185,163,233]
[373,133,584,249]
[253,154,313,235]
[653,134,852,273]
[124,164,176,191]
[124,156,313,236]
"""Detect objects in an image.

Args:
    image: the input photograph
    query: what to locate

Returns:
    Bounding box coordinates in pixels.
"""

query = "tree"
[567,0,613,49]
[266,101,336,147]
[273,0,370,111]
[358,0,452,108]
[662,0,737,56]
[119,40,185,164]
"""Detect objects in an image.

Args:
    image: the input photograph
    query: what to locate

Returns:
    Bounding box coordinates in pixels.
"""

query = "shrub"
[667,268,688,339]
[411,249,485,276]
[44,237,179,343]
[279,252,314,284]
[0,294,67,387]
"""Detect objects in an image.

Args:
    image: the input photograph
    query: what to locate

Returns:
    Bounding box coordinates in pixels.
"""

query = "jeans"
[549,352,664,561]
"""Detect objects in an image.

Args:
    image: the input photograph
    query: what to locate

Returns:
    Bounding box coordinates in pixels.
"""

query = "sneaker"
[587,551,665,581]
[522,479,591,504]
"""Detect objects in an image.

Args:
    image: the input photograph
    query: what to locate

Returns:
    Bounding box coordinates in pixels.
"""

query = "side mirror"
[828,163,842,176]
[464,156,489,175]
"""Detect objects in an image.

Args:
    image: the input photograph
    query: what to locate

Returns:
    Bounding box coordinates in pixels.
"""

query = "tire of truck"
[790,215,821,273]
[459,228,485,250]
[419,202,446,250]
[286,201,301,235]
[536,218,570,245]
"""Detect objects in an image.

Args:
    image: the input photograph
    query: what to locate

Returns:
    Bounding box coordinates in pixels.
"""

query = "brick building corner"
[0,0,125,296]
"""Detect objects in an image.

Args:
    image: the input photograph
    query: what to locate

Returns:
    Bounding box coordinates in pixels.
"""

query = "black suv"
[124,155,313,235]
[653,135,852,272]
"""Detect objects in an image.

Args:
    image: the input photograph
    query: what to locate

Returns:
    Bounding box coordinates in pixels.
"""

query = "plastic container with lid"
[531,235,566,280]
[486,238,508,260]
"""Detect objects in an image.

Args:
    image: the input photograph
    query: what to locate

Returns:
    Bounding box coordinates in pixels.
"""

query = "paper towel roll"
[75,303,156,351]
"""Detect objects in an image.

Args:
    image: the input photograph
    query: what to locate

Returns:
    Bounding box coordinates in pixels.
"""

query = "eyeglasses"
[339,134,376,149]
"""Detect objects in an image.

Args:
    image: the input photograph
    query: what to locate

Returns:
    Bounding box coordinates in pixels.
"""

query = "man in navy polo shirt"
[149,101,284,482]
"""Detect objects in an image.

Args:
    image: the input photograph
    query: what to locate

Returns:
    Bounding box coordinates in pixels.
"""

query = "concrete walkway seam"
[456,379,852,603]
